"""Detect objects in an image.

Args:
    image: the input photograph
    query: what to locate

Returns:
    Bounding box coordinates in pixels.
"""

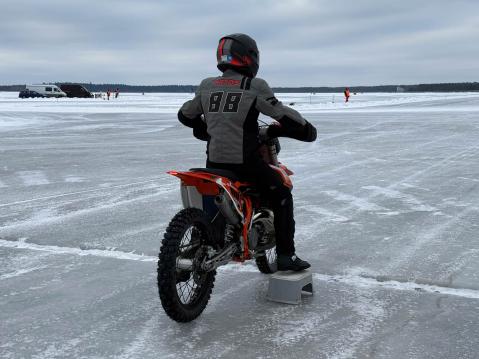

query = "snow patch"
[363,185,437,212]
[458,176,479,183]
[314,273,479,300]
[377,211,401,216]
[63,176,86,183]
[17,170,50,186]
[0,183,175,230]
[322,190,384,211]
[0,238,156,262]
[0,265,48,280]
[115,316,166,359]
[330,293,386,359]
[2,238,478,300]
[300,204,350,223]
[0,177,168,208]
[30,338,82,359]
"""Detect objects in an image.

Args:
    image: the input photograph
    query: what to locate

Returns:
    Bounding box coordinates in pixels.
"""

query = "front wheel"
[255,248,277,273]
[253,214,277,274]
[157,208,216,322]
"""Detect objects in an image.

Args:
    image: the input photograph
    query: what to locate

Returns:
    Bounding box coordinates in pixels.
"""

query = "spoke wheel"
[256,247,277,273]
[254,214,277,274]
[158,208,216,322]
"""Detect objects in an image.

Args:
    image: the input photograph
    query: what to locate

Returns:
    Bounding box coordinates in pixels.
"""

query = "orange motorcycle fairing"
[168,170,254,260]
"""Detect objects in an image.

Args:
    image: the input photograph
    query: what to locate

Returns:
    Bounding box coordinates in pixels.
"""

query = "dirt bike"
[157,132,293,322]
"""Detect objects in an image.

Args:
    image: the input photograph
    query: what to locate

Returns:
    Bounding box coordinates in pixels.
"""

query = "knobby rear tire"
[157,208,216,322]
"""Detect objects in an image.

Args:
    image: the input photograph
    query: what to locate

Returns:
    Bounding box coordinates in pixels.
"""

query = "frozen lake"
[1,91,479,358]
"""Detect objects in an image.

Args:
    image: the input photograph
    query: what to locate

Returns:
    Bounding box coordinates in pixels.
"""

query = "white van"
[26,84,67,98]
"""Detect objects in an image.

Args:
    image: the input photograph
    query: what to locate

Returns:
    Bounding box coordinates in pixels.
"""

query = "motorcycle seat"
[189,168,241,182]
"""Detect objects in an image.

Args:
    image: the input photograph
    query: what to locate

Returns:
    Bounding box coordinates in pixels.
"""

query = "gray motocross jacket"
[178,69,317,164]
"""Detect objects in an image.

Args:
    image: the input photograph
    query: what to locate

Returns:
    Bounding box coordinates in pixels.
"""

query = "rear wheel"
[157,208,216,322]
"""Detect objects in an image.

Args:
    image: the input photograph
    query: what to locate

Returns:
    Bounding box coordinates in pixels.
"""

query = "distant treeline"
[273,82,479,93]
[1,82,479,93]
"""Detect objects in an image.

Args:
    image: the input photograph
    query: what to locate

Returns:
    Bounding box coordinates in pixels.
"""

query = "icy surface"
[1,91,479,358]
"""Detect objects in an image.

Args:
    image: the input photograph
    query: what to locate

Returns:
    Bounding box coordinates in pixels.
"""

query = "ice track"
[1,92,479,358]
[2,238,479,300]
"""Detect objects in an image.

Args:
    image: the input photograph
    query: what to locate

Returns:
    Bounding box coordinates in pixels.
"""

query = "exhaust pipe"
[215,193,241,225]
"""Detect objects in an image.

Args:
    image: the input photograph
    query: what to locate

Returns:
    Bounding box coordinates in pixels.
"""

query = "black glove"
[268,117,317,142]
[193,121,208,141]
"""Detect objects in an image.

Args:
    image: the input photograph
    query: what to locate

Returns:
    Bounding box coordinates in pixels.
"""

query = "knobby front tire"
[255,248,278,274]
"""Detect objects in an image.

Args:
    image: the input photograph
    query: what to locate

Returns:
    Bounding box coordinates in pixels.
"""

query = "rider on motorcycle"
[177,33,317,271]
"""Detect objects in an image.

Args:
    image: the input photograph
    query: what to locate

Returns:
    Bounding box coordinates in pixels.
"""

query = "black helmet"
[217,33,259,78]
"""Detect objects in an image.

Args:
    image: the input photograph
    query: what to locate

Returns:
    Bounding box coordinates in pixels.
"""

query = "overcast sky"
[1,0,478,87]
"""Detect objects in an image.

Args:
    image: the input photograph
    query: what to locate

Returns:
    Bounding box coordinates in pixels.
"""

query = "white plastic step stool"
[266,269,313,304]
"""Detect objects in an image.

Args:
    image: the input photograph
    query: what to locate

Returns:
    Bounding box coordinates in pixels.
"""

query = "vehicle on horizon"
[158,129,288,322]
[25,84,67,98]
[59,84,93,98]
[18,89,45,98]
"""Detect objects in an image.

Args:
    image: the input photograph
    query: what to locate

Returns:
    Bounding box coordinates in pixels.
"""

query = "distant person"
[107,89,111,101]
[115,88,119,98]
[344,87,350,103]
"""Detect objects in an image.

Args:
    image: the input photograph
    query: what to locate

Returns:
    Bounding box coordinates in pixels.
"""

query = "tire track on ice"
[381,204,479,275]
[292,136,471,238]
[2,238,479,299]
[294,131,461,185]
[0,182,176,231]
[0,177,174,208]
[0,238,157,262]
[295,145,479,242]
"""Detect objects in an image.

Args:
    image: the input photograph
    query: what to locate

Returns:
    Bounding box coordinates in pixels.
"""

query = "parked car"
[18,89,45,98]
[59,84,93,98]
[25,84,67,98]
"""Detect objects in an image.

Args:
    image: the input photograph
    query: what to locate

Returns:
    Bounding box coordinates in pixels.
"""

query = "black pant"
[207,158,296,256]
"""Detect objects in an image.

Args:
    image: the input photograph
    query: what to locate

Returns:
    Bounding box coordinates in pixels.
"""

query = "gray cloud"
[1,0,478,86]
